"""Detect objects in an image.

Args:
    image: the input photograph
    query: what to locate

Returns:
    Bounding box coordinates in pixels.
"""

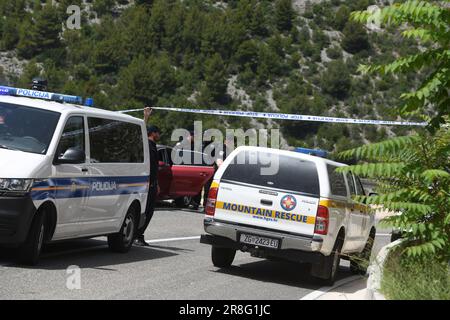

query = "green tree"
[34,1,61,50]
[235,40,260,72]
[321,60,351,99]
[0,18,20,50]
[339,0,450,262]
[116,54,176,106]
[338,130,450,261]
[17,17,39,59]
[200,53,228,104]
[334,5,351,31]
[274,0,296,32]
[17,1,62,58]
[249,2,268,37]
[341,21,370,54]
[352,0,450,130]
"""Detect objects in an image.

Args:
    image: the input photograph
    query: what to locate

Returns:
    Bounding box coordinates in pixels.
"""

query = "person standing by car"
[134,107,161,247]
[201,136,234,210]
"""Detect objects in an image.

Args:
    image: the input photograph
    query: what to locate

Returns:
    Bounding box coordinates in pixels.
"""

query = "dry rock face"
[0,51,27,85]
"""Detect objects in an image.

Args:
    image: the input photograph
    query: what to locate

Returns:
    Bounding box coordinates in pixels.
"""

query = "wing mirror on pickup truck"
[55,148,86,164]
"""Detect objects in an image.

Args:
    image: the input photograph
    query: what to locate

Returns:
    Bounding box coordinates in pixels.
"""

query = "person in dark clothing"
[201,137,234,209]
[134,107,161,247]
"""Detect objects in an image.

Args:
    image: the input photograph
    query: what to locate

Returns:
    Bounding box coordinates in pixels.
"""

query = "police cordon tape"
[117,106,427,127]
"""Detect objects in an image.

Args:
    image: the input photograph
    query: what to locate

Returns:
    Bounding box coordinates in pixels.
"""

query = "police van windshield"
[0,102,60,155]
[222,150,320,196]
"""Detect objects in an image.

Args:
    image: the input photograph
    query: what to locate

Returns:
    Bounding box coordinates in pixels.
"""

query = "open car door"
[157,147,173,199]
[168,149,215,198]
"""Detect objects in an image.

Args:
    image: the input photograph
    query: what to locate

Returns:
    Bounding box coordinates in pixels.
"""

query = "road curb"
[366,239,404,300]
[300,275,363,300]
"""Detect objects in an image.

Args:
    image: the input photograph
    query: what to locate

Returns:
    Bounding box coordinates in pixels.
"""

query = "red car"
[157,145,215,207]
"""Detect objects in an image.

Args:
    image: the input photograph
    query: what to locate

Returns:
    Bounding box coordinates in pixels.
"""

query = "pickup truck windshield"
[0,102,60,155]
[222,150,320,196]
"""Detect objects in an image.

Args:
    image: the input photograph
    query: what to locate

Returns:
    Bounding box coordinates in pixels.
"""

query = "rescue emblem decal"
[280,195,297,211]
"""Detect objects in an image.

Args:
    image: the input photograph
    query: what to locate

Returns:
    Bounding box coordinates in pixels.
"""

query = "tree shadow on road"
[213,259,352,290]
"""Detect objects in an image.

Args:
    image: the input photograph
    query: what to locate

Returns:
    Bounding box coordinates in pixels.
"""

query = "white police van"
[201,146,376,285]
[0,86,149,265]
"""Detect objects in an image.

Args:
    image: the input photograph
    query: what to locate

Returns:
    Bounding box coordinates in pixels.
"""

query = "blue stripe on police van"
[30,176,149,201]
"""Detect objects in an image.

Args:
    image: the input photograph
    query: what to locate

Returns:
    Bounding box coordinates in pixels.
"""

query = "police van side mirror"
[55,148,86,164]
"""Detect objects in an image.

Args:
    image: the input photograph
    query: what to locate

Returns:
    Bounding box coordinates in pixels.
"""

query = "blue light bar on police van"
[294,147,328,158]
[0,86,83,105]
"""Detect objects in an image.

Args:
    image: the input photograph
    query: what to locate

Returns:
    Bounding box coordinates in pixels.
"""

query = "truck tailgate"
[214,182,319,237]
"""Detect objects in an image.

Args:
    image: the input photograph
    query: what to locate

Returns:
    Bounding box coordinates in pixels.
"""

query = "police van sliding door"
[52,115,89,240]
[83,117,147,236]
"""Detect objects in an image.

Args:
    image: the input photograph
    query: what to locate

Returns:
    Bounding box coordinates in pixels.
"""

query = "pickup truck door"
[345,172,365,250]
[355,176,372,240]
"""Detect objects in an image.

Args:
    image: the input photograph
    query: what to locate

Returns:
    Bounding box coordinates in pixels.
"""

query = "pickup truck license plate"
[239,233,279,249]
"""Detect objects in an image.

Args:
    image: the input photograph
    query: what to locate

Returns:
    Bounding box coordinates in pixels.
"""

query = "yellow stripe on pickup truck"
[216,201,316,225]
[319,199,369,213]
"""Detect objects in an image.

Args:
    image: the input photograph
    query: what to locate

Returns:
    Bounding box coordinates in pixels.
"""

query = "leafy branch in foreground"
[351,0,450,131]
[337,127,450,261]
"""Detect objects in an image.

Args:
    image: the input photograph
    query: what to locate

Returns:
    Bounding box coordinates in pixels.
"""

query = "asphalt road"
[0,203,390,300]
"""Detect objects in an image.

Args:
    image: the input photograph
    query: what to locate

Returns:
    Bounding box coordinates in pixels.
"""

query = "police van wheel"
[211,246,236,268]
[108,208,137,253]
[17,211,46,266]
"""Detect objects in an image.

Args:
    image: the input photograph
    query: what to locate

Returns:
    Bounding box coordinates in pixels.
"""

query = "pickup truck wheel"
[211,246,236,268]
[108,208,137,253]
[350,232,374,275]
[313,236,343,286]
[17,211,46,266]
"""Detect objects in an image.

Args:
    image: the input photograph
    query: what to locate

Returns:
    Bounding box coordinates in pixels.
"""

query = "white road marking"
[146,236,200,244]
[300,275,363,300]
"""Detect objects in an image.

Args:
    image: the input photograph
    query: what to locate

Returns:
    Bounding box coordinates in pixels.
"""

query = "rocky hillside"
[0,0,422,152]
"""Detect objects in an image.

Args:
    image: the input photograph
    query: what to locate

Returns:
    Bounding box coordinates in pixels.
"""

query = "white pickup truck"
[200,146,376,285]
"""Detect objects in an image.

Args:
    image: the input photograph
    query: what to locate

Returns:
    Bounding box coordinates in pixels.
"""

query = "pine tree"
[34,1,62,51]
[341,20,370,54]
[117,54,176,106]
[334,5,351,31]
[275,0,296,32]
[17,17,39,59]
[0,18,20,51]
[201,53,228,104]
[249,2,267,37]
[321,60,351,99]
